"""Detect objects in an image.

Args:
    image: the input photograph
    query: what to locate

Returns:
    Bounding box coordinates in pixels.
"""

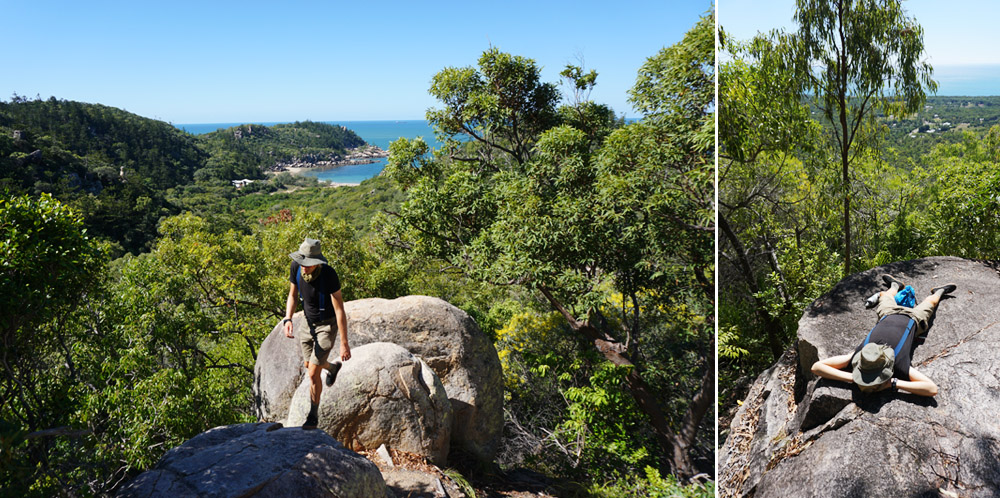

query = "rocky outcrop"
[117,423,386,498]
[285,343,453,464]
[346,296,503,462]
[254,295,502,462]
[720,257,1000,498]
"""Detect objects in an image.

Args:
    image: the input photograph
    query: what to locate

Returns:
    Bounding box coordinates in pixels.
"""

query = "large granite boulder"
[285,342,453,464]
[117,423,386,497]
[720,257,1000,498]
[254,295,502,461]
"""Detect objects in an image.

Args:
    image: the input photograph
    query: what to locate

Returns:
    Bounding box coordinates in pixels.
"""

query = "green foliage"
[910,126,1000,258]
[385,14,716,479]
[630,11,715,151]
[877,96,1000,160]
[235,175,406,236]
[587,466,714,498]
[0,194,106,495]
[0,198,413,494]
[442,468,478,498]
[0,194,104,342]
[0,97,381,255]
[0,194,104,430]
[426,48,560,165]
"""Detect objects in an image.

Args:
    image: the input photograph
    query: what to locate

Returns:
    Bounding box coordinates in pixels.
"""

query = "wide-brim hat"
[851,343,895,390]
[289,238,327,266]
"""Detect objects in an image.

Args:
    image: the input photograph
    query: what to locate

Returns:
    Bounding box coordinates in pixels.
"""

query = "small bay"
[175,120,440,184]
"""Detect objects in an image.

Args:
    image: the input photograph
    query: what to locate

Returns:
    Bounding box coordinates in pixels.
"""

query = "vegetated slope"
[197,121,367,180]
[880,96,1000,162]
[0,97,206,189]
[235,174,405,235]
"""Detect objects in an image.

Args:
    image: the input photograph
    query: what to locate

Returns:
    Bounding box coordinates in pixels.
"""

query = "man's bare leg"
[303,361,325,429]
[926,283,957,308]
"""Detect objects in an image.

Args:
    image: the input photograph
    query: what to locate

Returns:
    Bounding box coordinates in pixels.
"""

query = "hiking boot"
[324,361,342,387]
[881,274,905,289]
[931,283,957,296]
[303,404,319,430]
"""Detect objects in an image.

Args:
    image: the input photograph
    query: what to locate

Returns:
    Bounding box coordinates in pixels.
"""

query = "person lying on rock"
[811,275,956,397]
[282,238,351,429]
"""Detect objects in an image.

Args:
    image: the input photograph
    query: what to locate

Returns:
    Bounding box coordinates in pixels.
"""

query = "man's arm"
[332,289,350,361]
[811,354,854,383]
[284,284,297,338]
[899,367,938,397]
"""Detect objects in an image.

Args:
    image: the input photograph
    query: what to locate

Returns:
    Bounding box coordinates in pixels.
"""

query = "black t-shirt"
[288,262,341,325]
[848,313,918,380]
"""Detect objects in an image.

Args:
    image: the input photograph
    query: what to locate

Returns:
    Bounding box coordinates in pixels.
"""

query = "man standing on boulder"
[282,238,350,429]
[811,275,956,397]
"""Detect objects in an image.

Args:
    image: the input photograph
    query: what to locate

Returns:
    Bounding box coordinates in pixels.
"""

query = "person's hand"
[284,319,294,338]
[340,343,351,362]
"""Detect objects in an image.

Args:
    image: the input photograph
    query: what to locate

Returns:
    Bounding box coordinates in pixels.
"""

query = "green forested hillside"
[0,96,206,188]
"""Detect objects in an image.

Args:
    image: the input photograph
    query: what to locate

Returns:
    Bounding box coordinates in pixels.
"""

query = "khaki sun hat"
[851,343,895,391]
[289,238,327,266]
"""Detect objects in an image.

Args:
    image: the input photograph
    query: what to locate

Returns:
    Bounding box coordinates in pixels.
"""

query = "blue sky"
[722,2,1000,60]
[720,1,1000,95]
[0,1,711,124]
[720,0,1000,64]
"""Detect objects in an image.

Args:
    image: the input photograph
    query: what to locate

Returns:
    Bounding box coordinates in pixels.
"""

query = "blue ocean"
[933,65,1000,97]
[175,120,440,184]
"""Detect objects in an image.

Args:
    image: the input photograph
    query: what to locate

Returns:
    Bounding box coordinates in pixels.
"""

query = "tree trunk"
[837,1,852,278]
[719,213,785,360]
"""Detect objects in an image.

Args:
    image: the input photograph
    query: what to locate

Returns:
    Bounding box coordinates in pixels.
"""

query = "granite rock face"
[117,423,386,498]
[285,342,453,464]
[720,257,1000,498]
[254,295,502,462]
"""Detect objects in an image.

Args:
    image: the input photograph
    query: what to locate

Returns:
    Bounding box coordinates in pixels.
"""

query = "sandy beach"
[274,166,361,187]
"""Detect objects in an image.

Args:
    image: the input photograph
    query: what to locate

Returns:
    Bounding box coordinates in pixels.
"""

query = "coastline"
[272,166,361,187]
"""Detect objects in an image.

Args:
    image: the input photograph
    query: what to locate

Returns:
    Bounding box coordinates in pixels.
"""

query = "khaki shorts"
[299,318,338,366]
[876,292,935,335]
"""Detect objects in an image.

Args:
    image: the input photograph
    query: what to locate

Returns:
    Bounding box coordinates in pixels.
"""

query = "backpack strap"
[861,316,916,358]
[894,319,915,358]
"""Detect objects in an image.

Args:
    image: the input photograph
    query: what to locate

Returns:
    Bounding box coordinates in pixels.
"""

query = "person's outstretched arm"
[811,354,854,383]
[899,367,938,397]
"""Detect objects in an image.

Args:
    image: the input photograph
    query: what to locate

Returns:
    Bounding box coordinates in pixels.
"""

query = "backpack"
[894,285,916,308]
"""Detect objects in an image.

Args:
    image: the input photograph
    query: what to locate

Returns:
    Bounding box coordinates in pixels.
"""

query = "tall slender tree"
[794,0,936,276]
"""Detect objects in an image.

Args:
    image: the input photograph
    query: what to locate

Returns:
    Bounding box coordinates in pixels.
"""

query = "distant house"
[232,179,256,188]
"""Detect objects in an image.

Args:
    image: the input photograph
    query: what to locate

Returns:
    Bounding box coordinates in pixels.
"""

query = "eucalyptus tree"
[794,0,936,276]
[383,13,714,477]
